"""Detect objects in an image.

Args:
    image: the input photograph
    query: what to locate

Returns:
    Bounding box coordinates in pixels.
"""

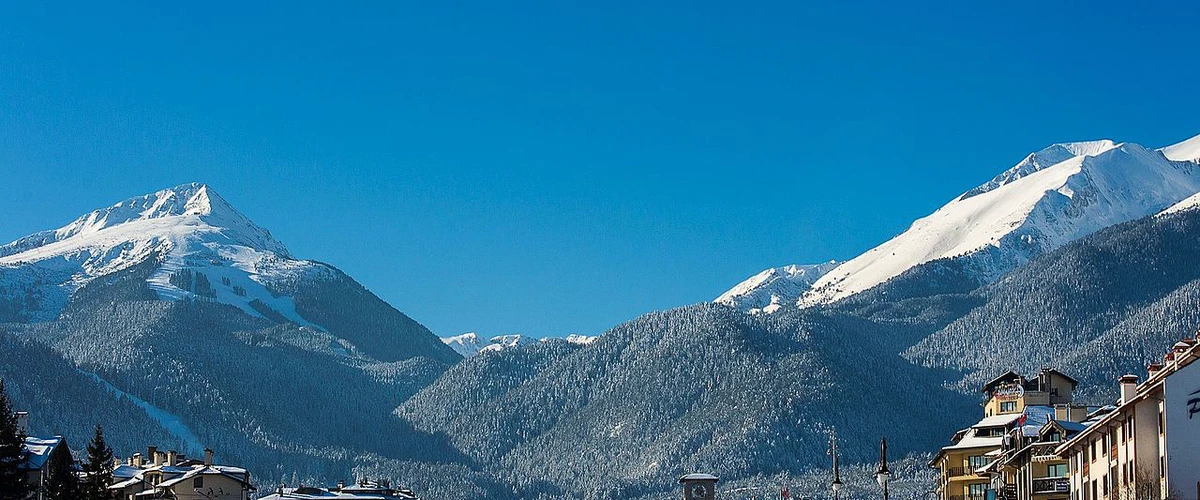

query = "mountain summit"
[719,134,1200,311]
[0,183,305,323]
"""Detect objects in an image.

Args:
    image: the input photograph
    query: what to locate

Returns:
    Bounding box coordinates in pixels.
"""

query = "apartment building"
[933,368,1090,500]
[109,446,255,500]
[1055,337,1200,500]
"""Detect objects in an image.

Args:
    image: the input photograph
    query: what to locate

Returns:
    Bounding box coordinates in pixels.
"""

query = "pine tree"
[0,380,31,500]
[42,444,80,500]
[81,425,114,500]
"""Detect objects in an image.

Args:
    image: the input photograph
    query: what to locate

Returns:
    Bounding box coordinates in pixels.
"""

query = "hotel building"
[1055,337,1200,500]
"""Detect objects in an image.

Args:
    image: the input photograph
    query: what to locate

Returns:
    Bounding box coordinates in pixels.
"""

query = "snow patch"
[80,370,205,455]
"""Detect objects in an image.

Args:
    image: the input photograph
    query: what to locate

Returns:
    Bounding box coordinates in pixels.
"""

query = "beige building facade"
[1056,337,1200,500]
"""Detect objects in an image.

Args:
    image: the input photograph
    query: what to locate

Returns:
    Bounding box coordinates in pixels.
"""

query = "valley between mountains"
[3,132,1200,499]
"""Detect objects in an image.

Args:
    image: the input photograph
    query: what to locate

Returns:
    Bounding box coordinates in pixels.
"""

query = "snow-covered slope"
[441,332,541,357]
[441,332,486,357]
[0,183,328,325]
[715,262,838,313]
[798,135,1200,306]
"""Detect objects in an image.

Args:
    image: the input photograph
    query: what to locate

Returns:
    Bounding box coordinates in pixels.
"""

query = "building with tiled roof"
[108,446,254,500]
[259,479,419,499]
[932,369,1094,500]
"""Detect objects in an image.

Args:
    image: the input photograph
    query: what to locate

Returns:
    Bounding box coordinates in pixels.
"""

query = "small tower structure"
[679,473,718,500]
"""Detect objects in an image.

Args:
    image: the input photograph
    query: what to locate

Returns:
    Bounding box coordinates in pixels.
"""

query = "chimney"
[132,453,143,467]
[14,412,28,436]
[337,480,345,491]
[204,448,213,466]
[147,446,157,465]
[1119,375,1139,404]
[155,451,166,466]
[1148,363,1163,378]
[167,450,177,466]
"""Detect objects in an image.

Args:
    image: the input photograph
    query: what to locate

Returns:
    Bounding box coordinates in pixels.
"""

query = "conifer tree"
[81,425,114,500]
[42,445,80,500]
[0,380,31,500]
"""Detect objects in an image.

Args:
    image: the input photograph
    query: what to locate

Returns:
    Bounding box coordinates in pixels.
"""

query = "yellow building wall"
[168,474,249,500]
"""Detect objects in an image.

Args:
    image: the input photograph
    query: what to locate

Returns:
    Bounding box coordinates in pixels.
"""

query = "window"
[1048,463,1068,478]
[1091,480,1097,500]
[968,455,989,469]
[194,476,203,488]
[1001,401,1017,413]
[969,482,989,500]
[1159,410,1165,436]
[1102,475,1108,497]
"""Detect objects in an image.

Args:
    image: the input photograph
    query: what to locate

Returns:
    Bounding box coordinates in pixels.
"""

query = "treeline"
[0,379,115,500]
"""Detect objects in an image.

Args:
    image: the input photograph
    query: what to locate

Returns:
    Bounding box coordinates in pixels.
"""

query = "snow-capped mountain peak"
[798,136,1200,306]
[0,183,288,260]
[441,332,541,357]
[0,183,316,325]
[714,262,838,313]
[959,140,1117,200]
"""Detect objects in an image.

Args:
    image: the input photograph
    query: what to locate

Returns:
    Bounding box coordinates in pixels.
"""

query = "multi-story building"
[109,446,255,500]
[1055,336,1200,500]
[979,405,1109,500]
[933,369,1090,500]
[259,479,419,499]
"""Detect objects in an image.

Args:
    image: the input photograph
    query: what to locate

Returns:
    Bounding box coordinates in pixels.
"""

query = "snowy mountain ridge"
[802,136,1200,306]
[717,134,1200,312]
[441,332,598,357]
[0,183,329,327]
[715,262,838,314]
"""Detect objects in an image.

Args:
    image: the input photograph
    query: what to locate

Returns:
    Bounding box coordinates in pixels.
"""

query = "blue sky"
[1,1,1198,338]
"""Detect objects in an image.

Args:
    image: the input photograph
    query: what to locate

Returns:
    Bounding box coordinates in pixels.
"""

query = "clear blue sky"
[1,2,1197,338]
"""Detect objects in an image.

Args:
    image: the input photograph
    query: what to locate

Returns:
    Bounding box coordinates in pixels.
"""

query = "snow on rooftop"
[21,436,63,469]
[680,473,719,481]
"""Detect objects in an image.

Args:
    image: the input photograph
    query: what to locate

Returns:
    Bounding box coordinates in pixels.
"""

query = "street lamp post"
[874,437,890,500]
[830,429,843,500]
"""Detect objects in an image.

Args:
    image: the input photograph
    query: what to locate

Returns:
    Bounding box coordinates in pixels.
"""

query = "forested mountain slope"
[905,204,1200,400]
[398,303,977,498]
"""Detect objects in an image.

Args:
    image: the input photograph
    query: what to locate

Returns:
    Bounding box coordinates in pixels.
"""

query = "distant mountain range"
[4,132,1200,500]
[441,332,598,358]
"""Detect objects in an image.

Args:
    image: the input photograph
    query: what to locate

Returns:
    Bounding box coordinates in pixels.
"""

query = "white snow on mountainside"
[799,134,1200,306]
[0,183,331,325]
[441,332,542,357]
[715,262,838,313]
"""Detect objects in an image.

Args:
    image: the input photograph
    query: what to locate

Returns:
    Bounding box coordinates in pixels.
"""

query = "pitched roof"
[20,436,64,470]
[982,371,1022,393]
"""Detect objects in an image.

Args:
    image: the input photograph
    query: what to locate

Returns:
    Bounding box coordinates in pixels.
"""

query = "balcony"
[947,466,981,478]
[1032,477,1069,494]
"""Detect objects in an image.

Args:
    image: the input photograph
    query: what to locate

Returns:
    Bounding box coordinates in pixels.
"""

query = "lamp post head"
[875,436,890,486]
[831,478,843,492]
